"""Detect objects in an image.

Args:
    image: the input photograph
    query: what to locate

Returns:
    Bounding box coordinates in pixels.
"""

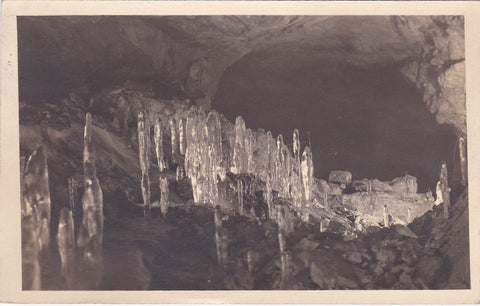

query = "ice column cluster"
[138,105,316,210]
[184,107,224,205]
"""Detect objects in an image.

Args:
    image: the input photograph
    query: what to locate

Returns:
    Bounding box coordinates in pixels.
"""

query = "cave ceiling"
[18,15,465,134]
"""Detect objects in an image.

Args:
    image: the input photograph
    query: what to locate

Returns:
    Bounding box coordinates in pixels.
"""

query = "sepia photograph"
[1,1,480,304]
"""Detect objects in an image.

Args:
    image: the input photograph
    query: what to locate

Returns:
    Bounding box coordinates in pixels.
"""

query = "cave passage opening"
[213,49,459,193]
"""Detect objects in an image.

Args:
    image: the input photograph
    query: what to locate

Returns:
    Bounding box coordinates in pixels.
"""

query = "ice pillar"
[138,111,151,217]
[301,146,314,203]
[24,146,51,250]
[459,137,467,187]
[214,206,228,266]
[440,162,450,219]
[154,118,166,172]
[57,207,75,288]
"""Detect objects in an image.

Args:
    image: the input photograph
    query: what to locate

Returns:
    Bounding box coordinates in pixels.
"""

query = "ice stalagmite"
[206,111,223,189]
[280,144,291,199]
[214,206,228,266]
[178,118,186,155]
[301,146,314,203]
[169,117,178,157]
[277,206,290,288]
[233,116,247,174]
[274,134,284,193]
[459,137,467,187]
[68,176,77,215]
[264,175,273,216]
[57,207,75,288]
[154,118,165,172]
[176,165,185,181]
[159,176,169,218]
[24,146,51,250]
[293,129,300,164]
[77,112,104,271]
[383,205,389,227]
[20,156,26,216]
[22,213,41,290]
[440,162,450,219]
[138,111,151,217]
[185,106,199,148]
[237,179,244,214]
[245,128,254,173]
[21,149,49,290]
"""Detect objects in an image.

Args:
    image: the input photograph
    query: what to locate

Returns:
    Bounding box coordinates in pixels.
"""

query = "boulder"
[316,179,344,195]
[390,175,418,194]
[328,170,352,185]
[352,178,392,192]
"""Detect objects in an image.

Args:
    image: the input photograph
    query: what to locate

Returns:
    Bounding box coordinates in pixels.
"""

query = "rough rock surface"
[328,170,352,185]
[18,16,464,132]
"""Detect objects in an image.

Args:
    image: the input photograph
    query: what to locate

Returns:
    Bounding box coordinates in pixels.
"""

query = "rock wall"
[396,16,466,135]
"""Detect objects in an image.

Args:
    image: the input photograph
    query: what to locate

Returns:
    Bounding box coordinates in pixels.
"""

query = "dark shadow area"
[214,50,458,192]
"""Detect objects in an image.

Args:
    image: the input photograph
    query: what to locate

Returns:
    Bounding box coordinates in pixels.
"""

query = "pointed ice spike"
[301,146,314,203]
[234,116,247,173]
[24,146,51,250]
[178,118,186,155]
[20,156,27,217]
[57,207,75,288]
[207,111,223,177]
[245,128,254,173]
[440,162,450,219]
[293,129,300,163]
[277,206,289,288]
[176,165,185,181]
[22,213,41,290]
[237,179,244,214]
[186,106,198,148]
[68,176,76,215]
[138,111,151,217]
[169,117,178,157]
[459,137,467,187]
[214,206,228,266]
[383,205,389,227]
[159,176,169,218]
[154,118,165,172]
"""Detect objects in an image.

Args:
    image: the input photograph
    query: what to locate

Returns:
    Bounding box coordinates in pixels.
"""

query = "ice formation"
[77,113,104,266]
[23,146,51,250]
[214,206,228,266]
[183,108,225,206]
[159,175,169,217]
[21,147,51,289]
[237,179,244,214]
[138,111,151,217]
[178,118,186,155]
[232,116,247,174]
[68,176,77,215]
[301,146,314,203]
[176,165,185,181]
[57,207,75,288]
[276,206,291,288]
[169,117,178,157]
[154,118,166,172]
[459,137,467,187]
[439,162,450,219]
